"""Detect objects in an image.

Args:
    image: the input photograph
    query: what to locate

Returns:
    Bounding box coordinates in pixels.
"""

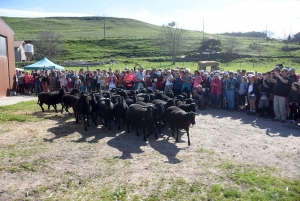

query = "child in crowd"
[59,75,67,90]
[80,81,86,92]
[152,78,157,91]
[173,72,182,96]
[74,76,81,90]
[247,75,258,115]
[288,82,300,124]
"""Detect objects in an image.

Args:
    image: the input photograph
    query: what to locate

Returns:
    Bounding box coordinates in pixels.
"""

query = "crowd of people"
[14,64,300,124]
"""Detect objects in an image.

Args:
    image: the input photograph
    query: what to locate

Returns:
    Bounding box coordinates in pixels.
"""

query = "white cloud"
[0,8,90,17]
[1,0,299,38]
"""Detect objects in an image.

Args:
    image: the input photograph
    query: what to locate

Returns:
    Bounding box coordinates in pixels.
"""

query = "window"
[0,35,7,57]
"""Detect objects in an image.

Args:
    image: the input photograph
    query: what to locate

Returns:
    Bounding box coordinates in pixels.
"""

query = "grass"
[58,57,299,74]
[0,100,42,122]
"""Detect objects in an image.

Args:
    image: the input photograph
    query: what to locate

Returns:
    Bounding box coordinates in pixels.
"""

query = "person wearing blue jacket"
[225,71,237,111]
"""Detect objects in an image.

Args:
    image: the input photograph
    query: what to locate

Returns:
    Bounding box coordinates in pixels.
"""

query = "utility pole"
[266,24,267,43]
[203,18,204,40]
[103,15,106,40]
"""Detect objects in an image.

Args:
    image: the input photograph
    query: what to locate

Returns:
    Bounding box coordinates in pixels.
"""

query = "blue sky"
[0,0,299,38]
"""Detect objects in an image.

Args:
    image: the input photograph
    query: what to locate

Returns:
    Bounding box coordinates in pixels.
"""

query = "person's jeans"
[212,93,220,107]
[35,81,42,94]
[226,90,235,109]
[164,85,173,94]
[195,98,208,109]
[135,82,144,90]
[273,95,287,120]
[50,81,56,92]
[289,103,298,121]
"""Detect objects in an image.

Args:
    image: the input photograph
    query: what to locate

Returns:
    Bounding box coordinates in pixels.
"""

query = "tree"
[160,22,185,64]
[293,32,300,45]
[249,41,264,57]
[198,38,221,51]
[224,36,239,54]
[33,30,63,60]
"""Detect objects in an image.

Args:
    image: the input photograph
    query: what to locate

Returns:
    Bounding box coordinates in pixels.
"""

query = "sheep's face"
[187,113,197,125]
[59,88,65,95]
[167,100,175,107]
[189,103,197,113]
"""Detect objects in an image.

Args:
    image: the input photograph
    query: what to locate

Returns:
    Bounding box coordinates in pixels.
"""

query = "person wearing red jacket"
[106,70,118,90]
[210,73,222,108]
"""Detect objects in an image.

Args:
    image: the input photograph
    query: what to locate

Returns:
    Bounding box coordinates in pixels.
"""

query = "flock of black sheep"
[37,87,199,146]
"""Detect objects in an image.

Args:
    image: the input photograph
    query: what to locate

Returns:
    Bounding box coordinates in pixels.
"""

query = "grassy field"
[0,101,299,200]
[2,16,300,61]
[60,58,299,74]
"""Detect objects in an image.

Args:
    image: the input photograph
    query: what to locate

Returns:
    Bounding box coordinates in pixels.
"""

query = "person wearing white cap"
[163,70,173,94]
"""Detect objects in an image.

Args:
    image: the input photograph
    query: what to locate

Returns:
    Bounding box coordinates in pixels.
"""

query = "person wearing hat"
[163,70,174,94]
[193,85,209,110]
[288,82,300,124]
[135,66,145,90]
[210,73,222,108]
[155,71,164,91]
[270,68,291,122]
[288,68,298,83]
[224,71,237,111]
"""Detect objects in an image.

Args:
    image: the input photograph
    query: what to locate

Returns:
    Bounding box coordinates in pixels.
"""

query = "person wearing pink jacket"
[210,73,222,108]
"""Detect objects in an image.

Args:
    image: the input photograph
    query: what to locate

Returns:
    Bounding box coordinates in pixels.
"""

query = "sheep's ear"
[192,112,199,116]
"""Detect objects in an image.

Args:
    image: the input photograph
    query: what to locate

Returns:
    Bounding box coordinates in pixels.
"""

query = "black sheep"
[72,93,93,131]
[113,97,128,130]
[178,103,197,113]
[37,88,65,112]
[97,98,114,130]
[126,104,157,141]
[165,106,198,146]
[61,94,78,115]
[125,95,137,106]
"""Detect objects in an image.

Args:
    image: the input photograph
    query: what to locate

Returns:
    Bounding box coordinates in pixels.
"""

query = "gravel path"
[0,95,38,106]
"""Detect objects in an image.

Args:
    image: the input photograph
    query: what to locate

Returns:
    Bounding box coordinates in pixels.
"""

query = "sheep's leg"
[39,103,45,112]
[87,115,90,127]
[176,127,179,143]
[108,118,111,130]
[135,125,139,136]
[170,126,175,137]
[83,114,88,131]
[118,118,121,130]
[143,126,147,141]
[67,107,72,115]
[75,112,78,123]
[122,116,126,128]
[146,124,153,137]
[52,104,57,113]
[187,128,190,146]
[158,120,161,133]
[127,121,130,133]
[61,104,64,114]
[153,125,158,140]
[48,104,50,110]
[90,113,97,126]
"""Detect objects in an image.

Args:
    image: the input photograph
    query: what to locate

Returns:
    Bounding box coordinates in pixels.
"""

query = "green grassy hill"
[1,16,299,65]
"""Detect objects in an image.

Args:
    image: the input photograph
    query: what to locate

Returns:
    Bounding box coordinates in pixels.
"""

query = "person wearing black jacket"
[271,68,291,123]
[247,75,259,115]
[258,74,272,117]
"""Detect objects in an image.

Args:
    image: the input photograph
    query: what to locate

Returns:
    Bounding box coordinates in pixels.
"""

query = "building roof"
[0,18,14,35]
[14,40,25,48]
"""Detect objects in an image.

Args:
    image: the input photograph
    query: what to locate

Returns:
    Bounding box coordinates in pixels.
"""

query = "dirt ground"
[0,104,299,200]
